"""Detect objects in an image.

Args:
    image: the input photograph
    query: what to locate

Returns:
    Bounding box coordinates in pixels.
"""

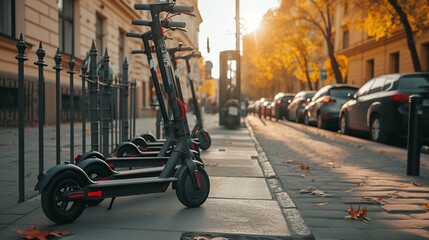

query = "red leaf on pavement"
[17,226,72,240]
[345,204,371,223]
[298,163,310,170]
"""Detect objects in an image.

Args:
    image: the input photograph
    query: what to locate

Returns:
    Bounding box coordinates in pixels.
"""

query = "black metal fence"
[15,35,136,203]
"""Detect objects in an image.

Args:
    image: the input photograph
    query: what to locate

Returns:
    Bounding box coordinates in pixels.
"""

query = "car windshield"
[329,88,357,98]
[398,75,429,91]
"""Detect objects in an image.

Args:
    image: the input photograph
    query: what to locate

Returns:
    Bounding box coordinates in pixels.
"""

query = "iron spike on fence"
[121,57,129,143]
[89,40,99,151]
[80,52,89,153]
[68,55,76,163]
[101,48,110,156]
[53,48,62,165]
[34,42,47,173]
[15,33,28,203]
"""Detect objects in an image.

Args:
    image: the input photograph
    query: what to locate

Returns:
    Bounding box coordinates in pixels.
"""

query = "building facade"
[333,3,429,87]
[0,0,202,126]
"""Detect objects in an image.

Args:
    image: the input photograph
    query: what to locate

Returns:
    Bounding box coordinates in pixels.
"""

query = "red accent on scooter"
[204,132,209,141]
[194,170,201,188]
[128,154,137,157]
[87,191,102,197]
[69,193,85,199]
[139,147,149,152]
[74,154,82,162]
[176,97,188,119]
[108,163,114,168]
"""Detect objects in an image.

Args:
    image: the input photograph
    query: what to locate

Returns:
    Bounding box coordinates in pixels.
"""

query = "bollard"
[407,94,422,176]
[16,34,27,203]
[34,42,47,173]
[53,49,62,164]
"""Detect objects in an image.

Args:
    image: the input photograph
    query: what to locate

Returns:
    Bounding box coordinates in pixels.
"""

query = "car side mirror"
[288,99,292,104]
[347,93,355,99]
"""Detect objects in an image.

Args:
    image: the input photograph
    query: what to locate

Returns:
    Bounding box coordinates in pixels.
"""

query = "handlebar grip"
[164,21,186,28]
[181,47,193,52]
[131,50,146,54]
[134,4,150,10]
[132,20,151,26]
[171,5,194,13]
[126,32,142,38]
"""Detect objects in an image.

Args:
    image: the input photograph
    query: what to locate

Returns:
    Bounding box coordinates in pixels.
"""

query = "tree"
[283,0,346,84]
[357,0,429,72]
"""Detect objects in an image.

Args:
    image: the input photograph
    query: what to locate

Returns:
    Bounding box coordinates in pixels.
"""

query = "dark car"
[272,92,295,121]
[304,84,358,129]
[287,90,316,123]
[339,73,429,143]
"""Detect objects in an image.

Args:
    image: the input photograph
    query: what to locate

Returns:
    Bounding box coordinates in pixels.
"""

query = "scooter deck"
[105,157,169,168]
[111,165,180,179]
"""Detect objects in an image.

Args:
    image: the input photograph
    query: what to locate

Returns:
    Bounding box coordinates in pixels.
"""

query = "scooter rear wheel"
[197,130,211,151]
[83,164,108,206]
[141,133,157,143]
[176,166,210,208]
[41,171,86,224]
[116,144,139,157]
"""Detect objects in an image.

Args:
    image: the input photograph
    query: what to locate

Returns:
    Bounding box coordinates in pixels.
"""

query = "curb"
[245,119,315,240]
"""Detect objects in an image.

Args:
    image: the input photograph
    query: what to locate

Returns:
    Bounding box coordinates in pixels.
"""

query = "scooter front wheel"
[41,171,86,224]
[116,144,139,157]
[197,130,211,151]
[176,166,210,208]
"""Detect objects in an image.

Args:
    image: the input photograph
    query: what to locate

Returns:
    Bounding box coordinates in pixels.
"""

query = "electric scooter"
[35,1,209,224]
[177,52,212,150]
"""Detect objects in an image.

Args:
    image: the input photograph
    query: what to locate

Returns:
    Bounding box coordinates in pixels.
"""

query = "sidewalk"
[0,113,313,239]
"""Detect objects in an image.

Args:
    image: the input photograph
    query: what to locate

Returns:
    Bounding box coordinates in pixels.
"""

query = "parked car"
[287,90,316,123]
[304,84,358,129]
[271,92,295,121]
[339,73,429,143]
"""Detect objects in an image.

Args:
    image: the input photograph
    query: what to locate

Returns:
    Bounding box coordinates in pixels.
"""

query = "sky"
[197,0,280,79]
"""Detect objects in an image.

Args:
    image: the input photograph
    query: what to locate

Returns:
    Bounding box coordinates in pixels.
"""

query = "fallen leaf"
[17,226,72,240]
[362,197,384,205]
[411,182,421,187]
[298,163,310,170]
[312,202,328,206]
[300,187,313,193]
[311,190,334,197]
[344,205,371,223]
[422,203,429,211]
[283,160,300,164]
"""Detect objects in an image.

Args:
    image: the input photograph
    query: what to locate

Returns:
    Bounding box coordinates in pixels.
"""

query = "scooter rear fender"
[76,157,116,176]
[34,163,94,192]
[78,151,105,162]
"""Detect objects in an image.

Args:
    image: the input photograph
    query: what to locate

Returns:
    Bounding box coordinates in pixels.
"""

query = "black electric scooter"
[177,52,212,150]
[35,1,209,224]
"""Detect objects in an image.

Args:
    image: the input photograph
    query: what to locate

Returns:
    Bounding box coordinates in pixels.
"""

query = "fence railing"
[14,35,137,203]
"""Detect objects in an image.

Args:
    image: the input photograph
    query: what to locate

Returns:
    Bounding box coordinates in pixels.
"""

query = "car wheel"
[304,112,309,125]
[317,114,326,129]
[339,113,349,135]
[370,115,389,143]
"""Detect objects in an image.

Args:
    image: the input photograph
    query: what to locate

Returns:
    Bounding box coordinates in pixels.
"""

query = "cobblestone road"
[247,115,429,240]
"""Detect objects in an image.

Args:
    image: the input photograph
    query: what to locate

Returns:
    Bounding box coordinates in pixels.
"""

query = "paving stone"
[380,204,427,214]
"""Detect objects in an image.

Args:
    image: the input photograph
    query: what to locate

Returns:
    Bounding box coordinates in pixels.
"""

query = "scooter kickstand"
[108,197,116,210]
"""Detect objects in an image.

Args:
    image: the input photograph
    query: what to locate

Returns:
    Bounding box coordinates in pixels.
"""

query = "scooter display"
[35,1,209,224]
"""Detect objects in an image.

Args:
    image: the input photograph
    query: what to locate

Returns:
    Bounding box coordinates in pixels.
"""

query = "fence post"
[80,53,89,153]
[68,56,76,163]
[114,77,119,150]
[121,58,129,143]
[16,34,27,203]
[101,49,111,156]
[34,42,47,173]
[53,49,62,165]
[89,41,99,151]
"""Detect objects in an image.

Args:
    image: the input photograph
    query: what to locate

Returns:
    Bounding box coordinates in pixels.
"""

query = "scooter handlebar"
[131,50,146,54]
[132,20,150,26]
[134,3,150,10]
[126,32,142,38]
[165,21,186,28]
[172,5,194,14]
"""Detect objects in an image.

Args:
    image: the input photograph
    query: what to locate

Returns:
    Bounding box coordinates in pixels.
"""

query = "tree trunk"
[388,0,422,72]
[303,57,314,90]
[326,38,344,84]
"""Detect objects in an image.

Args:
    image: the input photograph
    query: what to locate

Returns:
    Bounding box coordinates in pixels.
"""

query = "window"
[356,79,374,97]
[343,30,349,49]
[389,52,400,73]
[58,0,74,54]
[119,30,125,74]
[0,0,14,37]
[96,14,104,56]
[368,77,385,94]
[366,59,374,80]
[383,77,395,91]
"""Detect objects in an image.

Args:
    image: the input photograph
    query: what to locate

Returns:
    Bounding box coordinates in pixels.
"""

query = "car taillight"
[322,97,336,103]
[279,102,283,108]
[390,93,410,102]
